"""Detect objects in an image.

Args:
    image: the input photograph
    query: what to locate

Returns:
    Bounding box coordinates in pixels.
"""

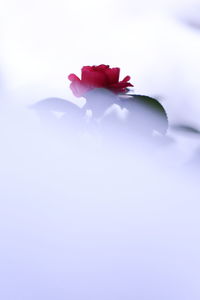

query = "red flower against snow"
[68,64,133,97]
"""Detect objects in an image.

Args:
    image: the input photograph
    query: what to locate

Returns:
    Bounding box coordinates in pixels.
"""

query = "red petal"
[94,64,109,71]
[81,69,108,87]
[104,67,120,84]
[122,75,131,82]
[70,80,89,97]
[109,80,133,93]
[68,73,80,81]
[82,66,93,72]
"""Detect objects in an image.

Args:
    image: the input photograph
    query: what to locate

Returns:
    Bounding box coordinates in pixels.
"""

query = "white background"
[0,1,200,299]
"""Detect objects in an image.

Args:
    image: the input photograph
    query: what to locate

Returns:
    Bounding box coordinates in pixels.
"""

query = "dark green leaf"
[118,94,168,135]
[172,124,200,135]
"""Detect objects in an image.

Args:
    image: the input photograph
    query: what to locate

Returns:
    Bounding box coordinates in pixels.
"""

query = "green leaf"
[172,124,200,135]
[119,94,168,135]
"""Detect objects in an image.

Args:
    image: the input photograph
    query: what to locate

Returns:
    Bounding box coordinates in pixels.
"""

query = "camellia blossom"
[68,64,133,97]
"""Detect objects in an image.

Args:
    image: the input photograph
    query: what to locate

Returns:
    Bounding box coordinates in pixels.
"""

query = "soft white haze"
[0,0,200,299]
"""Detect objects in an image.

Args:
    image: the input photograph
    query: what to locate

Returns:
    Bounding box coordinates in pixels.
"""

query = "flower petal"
[70,79,89,97]
[68,65,134,97]
[81,66,93,72]
[104,67,120,84]
[68,73,80,81]
[109,80,133,93]
[81,69,108,87]
[122,75,131,82]
[94,64,109,71]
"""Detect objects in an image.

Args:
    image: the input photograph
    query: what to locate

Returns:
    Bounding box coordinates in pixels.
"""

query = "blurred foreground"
[0,93,200,299]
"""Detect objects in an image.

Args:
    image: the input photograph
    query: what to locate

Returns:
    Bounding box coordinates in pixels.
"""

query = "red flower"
[68,64,133,97]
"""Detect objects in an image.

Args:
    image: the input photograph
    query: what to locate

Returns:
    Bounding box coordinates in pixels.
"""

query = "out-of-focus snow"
[0,104,200,299]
